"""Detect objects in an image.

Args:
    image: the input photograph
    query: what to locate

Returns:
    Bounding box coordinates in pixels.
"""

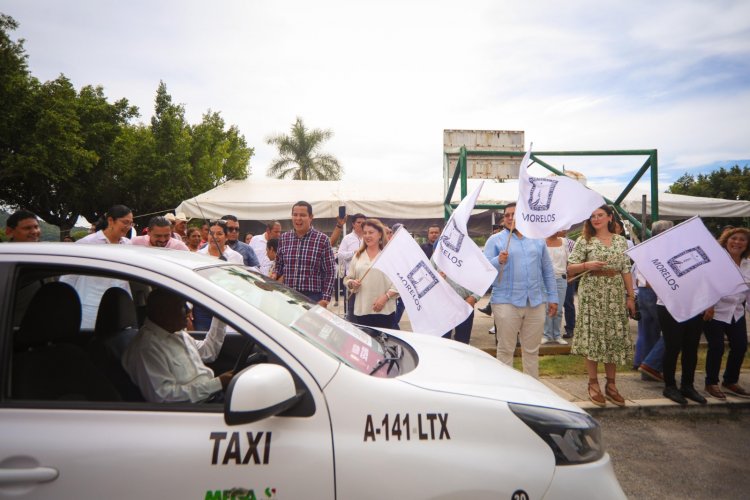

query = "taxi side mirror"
[224,364,301,425]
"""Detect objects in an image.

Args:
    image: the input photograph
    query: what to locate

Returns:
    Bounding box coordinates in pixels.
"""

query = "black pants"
[704,316,748,385]
[657,305,702,388]
[354,312,396,329]
[443,311,475,344]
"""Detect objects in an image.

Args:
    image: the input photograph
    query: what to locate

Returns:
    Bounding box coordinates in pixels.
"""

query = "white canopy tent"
[177,177,750,234]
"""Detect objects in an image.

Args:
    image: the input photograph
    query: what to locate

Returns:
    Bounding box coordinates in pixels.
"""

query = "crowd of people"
[481,203,749,407]
[5,201,749,407]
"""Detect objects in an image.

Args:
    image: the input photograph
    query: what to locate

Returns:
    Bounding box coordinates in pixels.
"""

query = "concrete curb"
[581,398,750,418]
[478,348,750,417]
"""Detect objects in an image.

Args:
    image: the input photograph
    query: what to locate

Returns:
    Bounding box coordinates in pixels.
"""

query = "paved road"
[598,410,750,500]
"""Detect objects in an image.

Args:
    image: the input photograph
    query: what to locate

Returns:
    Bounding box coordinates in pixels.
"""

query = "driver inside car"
[123,288,235,403]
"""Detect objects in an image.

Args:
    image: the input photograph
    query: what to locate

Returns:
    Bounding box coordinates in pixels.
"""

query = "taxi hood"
[389,330,582,413]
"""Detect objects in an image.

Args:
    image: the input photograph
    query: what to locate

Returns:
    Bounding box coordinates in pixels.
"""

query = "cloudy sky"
[5,0,750,190]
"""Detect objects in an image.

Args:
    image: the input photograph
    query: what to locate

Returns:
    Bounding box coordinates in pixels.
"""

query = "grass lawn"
[513,345,750,378]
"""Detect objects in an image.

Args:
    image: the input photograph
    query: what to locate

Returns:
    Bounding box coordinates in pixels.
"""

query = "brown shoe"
[704,384,726,399]
[638,363,664,382]
[605,378,626,407]
[722,382,750,398]
[587,380,606,407]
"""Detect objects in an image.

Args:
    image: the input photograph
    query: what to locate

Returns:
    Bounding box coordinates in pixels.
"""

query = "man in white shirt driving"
[123,288,234,403]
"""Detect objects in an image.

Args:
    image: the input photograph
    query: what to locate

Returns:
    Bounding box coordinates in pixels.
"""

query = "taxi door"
[0,405,334,499]
[0,262,335,499]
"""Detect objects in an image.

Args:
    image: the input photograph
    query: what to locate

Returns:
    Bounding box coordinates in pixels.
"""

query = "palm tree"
[266,117,343,180]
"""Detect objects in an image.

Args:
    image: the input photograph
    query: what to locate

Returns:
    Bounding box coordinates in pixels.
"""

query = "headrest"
[94,287,138,337]
[19,282,81,343]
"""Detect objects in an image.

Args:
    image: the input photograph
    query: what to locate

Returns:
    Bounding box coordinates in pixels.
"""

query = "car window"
[197,266,388,375]
[5,266,270,409]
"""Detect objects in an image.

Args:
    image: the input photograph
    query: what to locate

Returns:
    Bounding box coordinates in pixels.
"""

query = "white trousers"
[493,303,546,379]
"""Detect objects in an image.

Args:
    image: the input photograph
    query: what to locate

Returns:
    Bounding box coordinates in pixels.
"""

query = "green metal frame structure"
[444,147,659,235]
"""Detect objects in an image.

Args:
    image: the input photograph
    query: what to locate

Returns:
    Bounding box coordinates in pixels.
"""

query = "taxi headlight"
[509,403,603,465]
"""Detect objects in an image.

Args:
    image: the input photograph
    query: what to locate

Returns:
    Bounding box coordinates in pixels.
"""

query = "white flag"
[626,216,748,322]
[373,228,473,336]
[433,182,498,296]
[514,149,605,239]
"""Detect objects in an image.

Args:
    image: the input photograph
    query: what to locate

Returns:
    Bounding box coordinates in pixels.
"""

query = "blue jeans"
[641,337,665,372]
[635,287,661,368]
[563,280,577,334]
[544,277,567,341]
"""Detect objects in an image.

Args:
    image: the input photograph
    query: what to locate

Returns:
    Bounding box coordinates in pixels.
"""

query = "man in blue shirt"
[484,203,558,379]
[221,215,260,268]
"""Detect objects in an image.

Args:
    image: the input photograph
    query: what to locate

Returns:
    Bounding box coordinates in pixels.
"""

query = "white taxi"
[0,243,625,499]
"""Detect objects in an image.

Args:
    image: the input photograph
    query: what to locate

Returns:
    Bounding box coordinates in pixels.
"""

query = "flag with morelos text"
[372,228,473,336]
[433,181,497,296]
[514,149,605,239]
[626,216,748,322]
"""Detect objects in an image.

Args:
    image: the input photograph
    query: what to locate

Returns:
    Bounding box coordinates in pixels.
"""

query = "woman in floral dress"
[567,205,636,407]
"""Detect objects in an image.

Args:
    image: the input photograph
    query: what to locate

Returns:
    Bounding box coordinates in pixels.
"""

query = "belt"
[589,270,619,277]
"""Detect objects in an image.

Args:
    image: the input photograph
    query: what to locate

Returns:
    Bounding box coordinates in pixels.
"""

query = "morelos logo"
[528,177,558,211]
[407,262,439,299]
[667,247,710,277]
[441,219,465,253]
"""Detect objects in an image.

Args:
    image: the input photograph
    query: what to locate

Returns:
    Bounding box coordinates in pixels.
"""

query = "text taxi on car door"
[0,243,625,499]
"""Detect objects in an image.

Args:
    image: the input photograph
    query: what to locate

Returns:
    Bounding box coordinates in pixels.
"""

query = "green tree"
[107,84,253,229]
[0,74,99,233]
[0,14,32,164]
[266,117,342,180]
[189,110,252,190]
[0,17,253,235]
[0,15,137,235]
[667,164,750,234]
[74,85,139,223]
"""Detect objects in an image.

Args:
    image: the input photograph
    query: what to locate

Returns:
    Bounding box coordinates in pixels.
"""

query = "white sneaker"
[557,338,568,345]
[541,338,551,344]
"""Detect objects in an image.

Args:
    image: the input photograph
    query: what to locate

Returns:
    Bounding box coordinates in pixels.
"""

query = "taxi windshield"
[196,266,387,375]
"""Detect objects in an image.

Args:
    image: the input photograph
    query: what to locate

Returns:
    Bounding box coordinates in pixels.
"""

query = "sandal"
[605,378,626,407]
[588,379,606,407]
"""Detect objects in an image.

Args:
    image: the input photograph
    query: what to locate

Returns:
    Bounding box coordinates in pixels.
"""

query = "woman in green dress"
[567,205,636,407]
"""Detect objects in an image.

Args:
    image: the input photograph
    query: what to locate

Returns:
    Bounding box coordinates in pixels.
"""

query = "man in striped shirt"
[273,201,336,308]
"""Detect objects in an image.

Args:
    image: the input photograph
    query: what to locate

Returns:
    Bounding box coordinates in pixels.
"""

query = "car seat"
[12,282,121,401]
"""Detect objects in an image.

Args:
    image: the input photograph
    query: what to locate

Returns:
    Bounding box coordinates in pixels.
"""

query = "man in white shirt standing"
[249,221,282,276]
[123,288,234,403]
[337,213,366,275]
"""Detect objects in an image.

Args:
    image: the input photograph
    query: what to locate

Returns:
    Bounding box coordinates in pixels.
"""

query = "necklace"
[597,233,612,245]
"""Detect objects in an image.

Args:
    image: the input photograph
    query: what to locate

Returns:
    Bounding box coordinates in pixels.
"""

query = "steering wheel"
[232,338,266,372]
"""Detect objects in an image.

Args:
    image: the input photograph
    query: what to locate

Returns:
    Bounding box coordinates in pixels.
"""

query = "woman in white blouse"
[703,227,750,399]
[344,219,398,328]
[198,220,243,264]
[193,220,243,330]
